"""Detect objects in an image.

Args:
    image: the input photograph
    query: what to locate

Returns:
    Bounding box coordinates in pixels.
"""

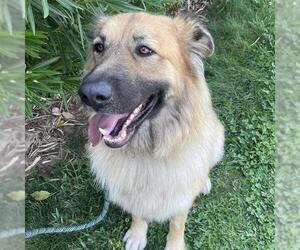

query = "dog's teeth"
[126,120,130,124]
[103,135,111,141]
[121,131,126,138]
[99,128,108,135]
[129,114,135,120]
[135,105,142,112]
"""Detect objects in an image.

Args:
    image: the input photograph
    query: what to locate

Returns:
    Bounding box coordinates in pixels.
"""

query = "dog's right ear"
[174,14,214,58]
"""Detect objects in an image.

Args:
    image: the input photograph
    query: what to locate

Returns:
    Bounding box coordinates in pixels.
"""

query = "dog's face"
[79,12,214,149]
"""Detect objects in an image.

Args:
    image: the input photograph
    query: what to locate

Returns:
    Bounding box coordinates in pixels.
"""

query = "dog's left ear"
[174,15,214,58]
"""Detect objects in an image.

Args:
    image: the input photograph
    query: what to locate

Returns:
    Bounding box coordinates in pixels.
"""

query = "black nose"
[78,81,112,108]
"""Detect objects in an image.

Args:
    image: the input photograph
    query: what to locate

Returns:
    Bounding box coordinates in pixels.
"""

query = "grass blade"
[77,13,85,50]
[31,57,60,70]
[56,0,83,11]
[41,0,49,18]
[27,2,36,35]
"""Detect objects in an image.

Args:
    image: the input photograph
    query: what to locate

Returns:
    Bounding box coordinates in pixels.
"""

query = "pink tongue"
[88,113,128,146]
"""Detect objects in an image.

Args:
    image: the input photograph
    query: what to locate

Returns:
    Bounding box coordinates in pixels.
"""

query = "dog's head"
[79,12,214,149]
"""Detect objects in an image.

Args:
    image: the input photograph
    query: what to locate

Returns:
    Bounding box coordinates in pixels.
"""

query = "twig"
[250,36,261,47]
[187,0,191,11]
[25,156,41,172]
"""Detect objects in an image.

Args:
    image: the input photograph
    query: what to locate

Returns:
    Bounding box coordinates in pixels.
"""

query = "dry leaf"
[31,190,51,201]
[62,112,75,120]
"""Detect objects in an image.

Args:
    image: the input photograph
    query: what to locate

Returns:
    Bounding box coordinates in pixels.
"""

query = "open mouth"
[88,94,161,148]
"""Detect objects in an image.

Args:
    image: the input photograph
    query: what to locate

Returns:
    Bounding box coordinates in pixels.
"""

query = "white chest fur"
[88,122,224,222]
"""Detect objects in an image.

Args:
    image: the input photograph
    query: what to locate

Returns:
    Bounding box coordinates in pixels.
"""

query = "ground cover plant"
[25,0,275,249]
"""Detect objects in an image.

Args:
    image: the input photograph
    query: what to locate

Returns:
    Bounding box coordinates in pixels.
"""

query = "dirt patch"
[25,95,88,176]
[184,0,212,14]
[168,0,212,16]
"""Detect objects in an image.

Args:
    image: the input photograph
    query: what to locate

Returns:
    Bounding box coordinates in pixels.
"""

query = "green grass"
[25,0,275,249]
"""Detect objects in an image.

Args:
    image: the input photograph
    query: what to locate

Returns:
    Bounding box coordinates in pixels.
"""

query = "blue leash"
[0,191,110,239]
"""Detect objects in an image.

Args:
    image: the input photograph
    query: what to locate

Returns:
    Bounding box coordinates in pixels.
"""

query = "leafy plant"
[0,0,25,115]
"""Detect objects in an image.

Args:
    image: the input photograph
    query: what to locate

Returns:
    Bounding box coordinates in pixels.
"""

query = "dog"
[78,12,224,250]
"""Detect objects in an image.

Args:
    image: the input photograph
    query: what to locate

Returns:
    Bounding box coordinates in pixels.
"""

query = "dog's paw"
[201,178,211,195]
[164,241,185,250]
[123,228,147,250]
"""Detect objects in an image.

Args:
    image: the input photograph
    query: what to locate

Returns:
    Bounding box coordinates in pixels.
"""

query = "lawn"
[25,1,275,249]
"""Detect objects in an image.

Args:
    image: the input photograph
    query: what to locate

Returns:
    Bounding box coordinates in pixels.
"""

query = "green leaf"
[56,0,83,11]
[31,191,51,201]
[27,3,35,35]
[47,3,68,19]
[77,13,85,49]
[31,57,60,70]
[106,1,143,13]
[42,0,49,18]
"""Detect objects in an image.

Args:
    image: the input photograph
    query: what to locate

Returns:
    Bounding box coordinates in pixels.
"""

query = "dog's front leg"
[123,215,148,250]
[165,212,188,250]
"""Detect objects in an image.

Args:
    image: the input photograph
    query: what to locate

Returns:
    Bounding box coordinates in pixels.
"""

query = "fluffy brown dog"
[78,12,224,250]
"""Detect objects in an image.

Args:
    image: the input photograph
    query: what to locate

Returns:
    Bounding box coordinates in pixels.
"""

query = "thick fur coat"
[82,12,225,249]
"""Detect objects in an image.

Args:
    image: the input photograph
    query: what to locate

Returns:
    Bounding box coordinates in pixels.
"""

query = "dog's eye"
[137,45,154,57]
[94,42,104,54]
